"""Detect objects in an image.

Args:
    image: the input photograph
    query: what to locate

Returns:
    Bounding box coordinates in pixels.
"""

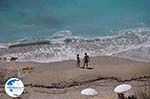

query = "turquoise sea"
[0,0,150,62]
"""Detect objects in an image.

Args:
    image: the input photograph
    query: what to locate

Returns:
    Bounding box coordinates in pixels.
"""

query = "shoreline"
[1,28,150,63]
[1,54,150,64]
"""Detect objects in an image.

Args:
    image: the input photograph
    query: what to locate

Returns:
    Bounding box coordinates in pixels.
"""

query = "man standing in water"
[83,53,90,69]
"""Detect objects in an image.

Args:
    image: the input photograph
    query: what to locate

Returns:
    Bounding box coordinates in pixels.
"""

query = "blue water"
[1,0,150,63]
[0,0,150,42]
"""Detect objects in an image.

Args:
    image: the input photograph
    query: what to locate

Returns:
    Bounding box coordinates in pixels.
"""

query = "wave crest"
[0,27,150,63]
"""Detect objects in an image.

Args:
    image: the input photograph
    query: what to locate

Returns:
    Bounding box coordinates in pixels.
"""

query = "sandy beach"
[0,0,149,99]
[0,56,150,99]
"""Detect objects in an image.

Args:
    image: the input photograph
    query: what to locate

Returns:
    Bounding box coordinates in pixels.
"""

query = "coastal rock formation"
[0,57,18,62]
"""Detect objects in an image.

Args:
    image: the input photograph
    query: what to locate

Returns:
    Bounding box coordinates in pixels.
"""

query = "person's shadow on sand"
[79,67,94,70]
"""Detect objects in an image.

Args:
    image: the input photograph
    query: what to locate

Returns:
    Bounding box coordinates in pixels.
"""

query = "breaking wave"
[0,27,150,63]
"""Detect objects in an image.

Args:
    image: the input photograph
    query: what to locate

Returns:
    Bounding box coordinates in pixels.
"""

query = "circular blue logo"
[5,78,24,97]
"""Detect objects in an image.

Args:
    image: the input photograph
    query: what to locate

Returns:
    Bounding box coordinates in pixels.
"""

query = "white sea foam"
[0,43,8,49]
[1,27,150,63]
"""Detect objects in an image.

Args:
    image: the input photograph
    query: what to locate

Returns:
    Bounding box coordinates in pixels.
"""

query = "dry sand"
[0,56,150,99]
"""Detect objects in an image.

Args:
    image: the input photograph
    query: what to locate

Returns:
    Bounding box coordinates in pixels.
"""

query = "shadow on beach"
[79,67,94,70]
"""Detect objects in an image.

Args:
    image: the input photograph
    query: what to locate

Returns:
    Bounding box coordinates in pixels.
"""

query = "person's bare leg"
[85,62,88,69]
[83,62,86,68]
[76,63,78,67]
[84,62,87,69]
[77,63,80,68]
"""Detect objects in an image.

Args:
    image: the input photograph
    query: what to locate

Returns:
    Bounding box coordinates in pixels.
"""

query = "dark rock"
[10,57,18,61]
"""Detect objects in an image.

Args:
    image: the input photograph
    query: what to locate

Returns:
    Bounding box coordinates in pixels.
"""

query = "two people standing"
[76,53,90,69]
